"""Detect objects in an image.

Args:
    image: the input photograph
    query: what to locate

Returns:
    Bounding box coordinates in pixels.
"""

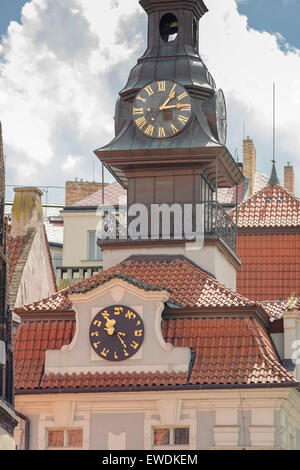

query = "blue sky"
[0,0,27,37]
[0,0,300,201]
[237,0,300,49]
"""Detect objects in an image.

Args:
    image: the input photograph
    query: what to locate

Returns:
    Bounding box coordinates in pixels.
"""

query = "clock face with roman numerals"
[89,305,144,362]
[132,80,192,139]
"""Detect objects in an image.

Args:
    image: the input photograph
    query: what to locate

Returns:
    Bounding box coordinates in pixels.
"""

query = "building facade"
[12,0,300,450]
[0,123,18,449]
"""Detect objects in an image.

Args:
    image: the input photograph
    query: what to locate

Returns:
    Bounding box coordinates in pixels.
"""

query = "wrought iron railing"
[97,201,237,253]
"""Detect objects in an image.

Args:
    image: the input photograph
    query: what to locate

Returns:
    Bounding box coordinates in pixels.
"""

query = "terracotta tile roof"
[8,230,36,306]
[231,184,300,228]
[14,316,296,392]
[14,255,264,315]
[8,236,27,284]
[74,181,127,207]
[14,320,75,390]
[236,232,300,301]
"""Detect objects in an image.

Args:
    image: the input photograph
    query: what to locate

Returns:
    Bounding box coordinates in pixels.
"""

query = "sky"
[0,0,300,203]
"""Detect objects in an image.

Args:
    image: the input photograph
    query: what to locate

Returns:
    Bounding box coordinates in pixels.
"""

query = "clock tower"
[94,0,243,290]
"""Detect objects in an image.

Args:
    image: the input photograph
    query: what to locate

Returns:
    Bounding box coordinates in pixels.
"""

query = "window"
[47,429,83,449]
[88,231,103,261]
[153,427,189,447]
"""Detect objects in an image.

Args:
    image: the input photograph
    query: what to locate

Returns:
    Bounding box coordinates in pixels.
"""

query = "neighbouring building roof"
[8,230,36,306]
[232,184,300,229]
[73,181,127,207]
[13,255,297,393]
[231,183,300,302]
[218,171,268,207]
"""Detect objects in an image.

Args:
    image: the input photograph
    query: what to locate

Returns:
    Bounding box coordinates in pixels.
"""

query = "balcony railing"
[97,201,237,253]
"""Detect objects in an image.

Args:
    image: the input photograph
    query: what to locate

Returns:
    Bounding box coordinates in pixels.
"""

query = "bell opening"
[160,13,178,43]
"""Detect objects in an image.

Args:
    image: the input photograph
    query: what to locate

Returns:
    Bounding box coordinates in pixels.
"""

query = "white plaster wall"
[62,211,102,267]
[15,226,56,308]
[0,426,15,450]
[45,279,190,376]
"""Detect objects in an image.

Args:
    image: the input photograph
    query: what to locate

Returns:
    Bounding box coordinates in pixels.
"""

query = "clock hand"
[159,103,188,110]
[104,318,116,336]
[159,90,176,111]
[117,332,127,348]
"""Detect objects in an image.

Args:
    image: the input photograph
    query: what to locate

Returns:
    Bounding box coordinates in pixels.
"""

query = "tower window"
[160,13,178,43]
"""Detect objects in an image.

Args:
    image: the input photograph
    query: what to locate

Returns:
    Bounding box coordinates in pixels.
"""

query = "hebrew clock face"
[89,305,144,362]
[132,80,192,139]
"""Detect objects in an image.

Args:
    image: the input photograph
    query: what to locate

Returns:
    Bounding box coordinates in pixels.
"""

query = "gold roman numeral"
[93,341,101,349]
[144,124,154,136]
[180,103,191,111]
[133,107,144,115]
[178,115,188,125]
[145,85,154,96]
[136,95,146,103]
[171,124,179,134]
[135,116,147,129]
[178,91,188,101]
[157,81,166,92]
[130,341,140,350]
[158,127,166,138]
[93,320,102,328]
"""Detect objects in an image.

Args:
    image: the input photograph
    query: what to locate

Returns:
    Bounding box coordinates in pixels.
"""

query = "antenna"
[243,121,246,141]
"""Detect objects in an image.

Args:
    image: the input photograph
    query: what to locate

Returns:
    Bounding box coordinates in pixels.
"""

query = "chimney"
[243,137,256,196]
[284,163,295,194]
[10,187,43,238]
[65,180,105,206]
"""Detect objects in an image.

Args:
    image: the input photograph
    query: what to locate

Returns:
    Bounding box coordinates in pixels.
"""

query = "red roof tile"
[8,236,27,284]
[231,184,300,228]
[236,232,300,301]
[14,255,264,315]
[14,316,296,392]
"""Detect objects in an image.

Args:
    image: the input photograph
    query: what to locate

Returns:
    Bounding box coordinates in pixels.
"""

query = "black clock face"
[216,89,227,145]
[132,80,192,139]
[89,305,144,362]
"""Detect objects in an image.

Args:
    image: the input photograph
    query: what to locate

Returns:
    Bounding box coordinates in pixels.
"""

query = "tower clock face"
[132,80,192,139]
[89,305,144,362]
[215,89,227,145]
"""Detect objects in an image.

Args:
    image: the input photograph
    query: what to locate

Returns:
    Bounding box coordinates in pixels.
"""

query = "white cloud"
[0,0,299,201]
